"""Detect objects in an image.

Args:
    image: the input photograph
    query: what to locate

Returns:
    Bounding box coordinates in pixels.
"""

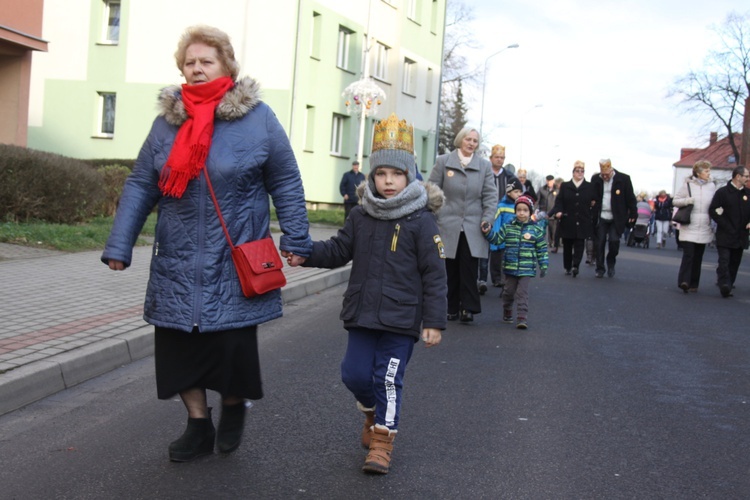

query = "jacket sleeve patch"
[434,235,446,259]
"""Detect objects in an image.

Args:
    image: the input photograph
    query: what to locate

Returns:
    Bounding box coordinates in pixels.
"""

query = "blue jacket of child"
[489,194,518,251]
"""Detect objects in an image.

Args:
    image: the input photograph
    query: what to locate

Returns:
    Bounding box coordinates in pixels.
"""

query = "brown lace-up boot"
[362,424,397,474]
[357,402,376,449]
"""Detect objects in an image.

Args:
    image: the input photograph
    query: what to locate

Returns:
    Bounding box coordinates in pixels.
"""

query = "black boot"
[168,412,215,462]
[217,402,247,454]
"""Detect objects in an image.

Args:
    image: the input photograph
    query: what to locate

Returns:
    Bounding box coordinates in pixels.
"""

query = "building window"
[337,26,353,70]
[407,0,420,21]
[402,58,416,95]
[372,42,389,81]
[102,1,120,43]
[304,105,315,152]
[310,12,322,59]
[330,114,346,156]
[426,67,434,103]
[98,92,116,136]
[430,0,439,34]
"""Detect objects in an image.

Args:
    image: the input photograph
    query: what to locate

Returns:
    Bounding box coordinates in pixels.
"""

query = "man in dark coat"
[590,158,637,278]
[340,160,366,221]
[709,165,750,298]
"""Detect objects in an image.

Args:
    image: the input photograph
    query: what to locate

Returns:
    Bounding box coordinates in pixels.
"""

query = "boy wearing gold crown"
[287,113,446,474]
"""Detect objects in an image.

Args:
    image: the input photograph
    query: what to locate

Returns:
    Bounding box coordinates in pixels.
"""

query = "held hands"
[481,220,491,234]
[282,250,307,267]
[422,328,442,347]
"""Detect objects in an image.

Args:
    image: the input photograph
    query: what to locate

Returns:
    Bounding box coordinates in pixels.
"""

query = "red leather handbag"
[204,171,286,298]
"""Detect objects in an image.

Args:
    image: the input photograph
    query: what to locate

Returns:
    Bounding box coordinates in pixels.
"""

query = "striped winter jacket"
[485,217,549,277]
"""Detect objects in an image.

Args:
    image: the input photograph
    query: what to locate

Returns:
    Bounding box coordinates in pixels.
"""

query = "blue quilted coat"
[101,77,312,333]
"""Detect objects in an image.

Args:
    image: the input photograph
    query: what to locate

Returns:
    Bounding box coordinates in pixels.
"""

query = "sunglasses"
[573,168,584,172]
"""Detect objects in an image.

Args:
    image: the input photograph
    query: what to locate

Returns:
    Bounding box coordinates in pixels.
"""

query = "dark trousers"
[446,232,481,314]
[344,202,356,221]
[562,238,585,271]
[340,328,414,430]
[716,246,744,290]
[677,242,706,288]
[489,249,505,286]
[595,219,621,273]
[478,256,488,282]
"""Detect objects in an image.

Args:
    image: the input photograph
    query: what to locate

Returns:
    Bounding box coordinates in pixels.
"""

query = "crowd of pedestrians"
[99,23,750,477]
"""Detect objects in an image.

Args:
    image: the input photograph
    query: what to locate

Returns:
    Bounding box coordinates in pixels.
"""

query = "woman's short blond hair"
[175,25,240,80]
[517,168,527,177]
[453,127,481,149]
[693,160,712,177]
[573,160,585,170]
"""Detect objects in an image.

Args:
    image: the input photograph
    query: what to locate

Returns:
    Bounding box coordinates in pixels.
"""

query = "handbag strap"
[687,182,691,197]
[203,170,236,250]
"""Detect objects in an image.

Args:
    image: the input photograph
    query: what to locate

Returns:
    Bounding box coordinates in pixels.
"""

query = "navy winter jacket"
[101,78,312,332]
[303,183,447,339]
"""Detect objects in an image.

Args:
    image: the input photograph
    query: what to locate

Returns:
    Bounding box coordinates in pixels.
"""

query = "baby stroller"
[627,224,650,248]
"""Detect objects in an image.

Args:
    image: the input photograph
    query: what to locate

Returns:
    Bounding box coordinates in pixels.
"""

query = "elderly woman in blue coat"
[428,127,496,322]
[101,26,312,462]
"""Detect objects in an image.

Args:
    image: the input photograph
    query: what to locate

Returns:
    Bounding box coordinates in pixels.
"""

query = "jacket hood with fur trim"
[157,76,262,126]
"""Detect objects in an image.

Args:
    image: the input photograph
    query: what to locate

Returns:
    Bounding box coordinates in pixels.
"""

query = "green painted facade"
[27,0,446,205]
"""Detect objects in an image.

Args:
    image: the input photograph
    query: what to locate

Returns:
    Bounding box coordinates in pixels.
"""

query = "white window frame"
[330,114,346,155]
[97,92,117,137]
[407,0,419,21]
[426,67,434,103]
[337,26,352,70]
[402,58,416,95]
[373,42,389,81]
[101,0,120,44]
[304,105,315,152]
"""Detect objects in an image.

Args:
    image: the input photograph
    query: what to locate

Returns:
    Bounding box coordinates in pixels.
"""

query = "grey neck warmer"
[361,180,428,220]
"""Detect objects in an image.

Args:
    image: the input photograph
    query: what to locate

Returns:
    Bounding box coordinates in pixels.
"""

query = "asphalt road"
[0,242,748,499]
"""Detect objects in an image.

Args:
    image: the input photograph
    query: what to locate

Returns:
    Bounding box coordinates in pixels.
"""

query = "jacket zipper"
[391,223,401,252]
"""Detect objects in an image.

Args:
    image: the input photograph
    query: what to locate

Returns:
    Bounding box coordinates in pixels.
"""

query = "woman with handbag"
[673,160,715,293]
[101,25,312,461]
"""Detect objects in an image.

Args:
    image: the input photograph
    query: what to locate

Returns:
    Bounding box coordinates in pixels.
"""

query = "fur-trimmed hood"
[157,76,262,126]
[356,180,444,213]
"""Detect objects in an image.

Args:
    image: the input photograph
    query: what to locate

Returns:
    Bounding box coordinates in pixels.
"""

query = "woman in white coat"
[428,128,496,322]
[673,160,716,293]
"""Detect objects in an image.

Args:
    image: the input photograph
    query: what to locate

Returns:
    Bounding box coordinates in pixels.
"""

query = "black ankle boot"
[217,402,246,453]
[168,412,215,462]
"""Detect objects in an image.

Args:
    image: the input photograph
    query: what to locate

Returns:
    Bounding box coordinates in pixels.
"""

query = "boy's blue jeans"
[341,328,415,430]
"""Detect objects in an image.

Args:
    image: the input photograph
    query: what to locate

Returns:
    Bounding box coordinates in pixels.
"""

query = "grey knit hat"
[369,149,417,183]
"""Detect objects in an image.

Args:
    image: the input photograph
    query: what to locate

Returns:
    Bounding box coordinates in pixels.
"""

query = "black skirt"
[154,326,263,400]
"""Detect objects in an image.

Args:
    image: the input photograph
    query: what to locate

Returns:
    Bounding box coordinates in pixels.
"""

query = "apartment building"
[27,0,446,204]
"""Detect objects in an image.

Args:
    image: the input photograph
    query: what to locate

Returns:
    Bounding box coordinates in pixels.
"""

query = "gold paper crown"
[371,113,414,154]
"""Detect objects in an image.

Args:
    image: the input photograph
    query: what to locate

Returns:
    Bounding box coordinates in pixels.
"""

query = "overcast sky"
[460,0,746,194]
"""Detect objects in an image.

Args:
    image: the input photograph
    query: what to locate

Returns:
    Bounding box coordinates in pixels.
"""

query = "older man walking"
[591,158,637,278]
[709,165,750,298]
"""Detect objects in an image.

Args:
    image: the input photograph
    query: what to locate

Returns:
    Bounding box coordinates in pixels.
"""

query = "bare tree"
[670,11,750,159]
[438,0,481,155]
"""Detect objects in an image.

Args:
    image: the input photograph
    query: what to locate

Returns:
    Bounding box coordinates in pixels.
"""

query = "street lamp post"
[478,43,519,144]
[519,104,543,168]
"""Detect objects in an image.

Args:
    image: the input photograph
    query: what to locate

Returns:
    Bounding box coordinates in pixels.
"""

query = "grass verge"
[0,209,343,252]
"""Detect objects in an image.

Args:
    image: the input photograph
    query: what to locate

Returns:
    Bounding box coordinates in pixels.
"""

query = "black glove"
[540,269,547,278]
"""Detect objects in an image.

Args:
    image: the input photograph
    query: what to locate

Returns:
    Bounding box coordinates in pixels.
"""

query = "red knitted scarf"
[159,76,234,198]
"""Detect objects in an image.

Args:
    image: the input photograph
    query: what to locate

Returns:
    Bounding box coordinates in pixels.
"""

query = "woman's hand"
[481,220,491,234]
[108,260,125,271]
[422,328,442,347]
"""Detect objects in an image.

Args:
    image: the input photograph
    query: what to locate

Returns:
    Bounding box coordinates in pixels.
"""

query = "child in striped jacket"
[482,195,548,329]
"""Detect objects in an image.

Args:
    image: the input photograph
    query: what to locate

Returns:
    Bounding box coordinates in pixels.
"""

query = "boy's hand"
[540,269,547,278]
[422,328,442,347]
[481,220,491,234]
[285,253,307,266]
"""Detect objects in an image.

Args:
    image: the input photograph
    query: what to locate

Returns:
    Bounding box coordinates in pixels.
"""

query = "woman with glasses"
[673,160,716,293]
[549,161,597,277]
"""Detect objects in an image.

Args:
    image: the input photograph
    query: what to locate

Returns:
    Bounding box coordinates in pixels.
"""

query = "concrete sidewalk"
[0,224,348,416]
